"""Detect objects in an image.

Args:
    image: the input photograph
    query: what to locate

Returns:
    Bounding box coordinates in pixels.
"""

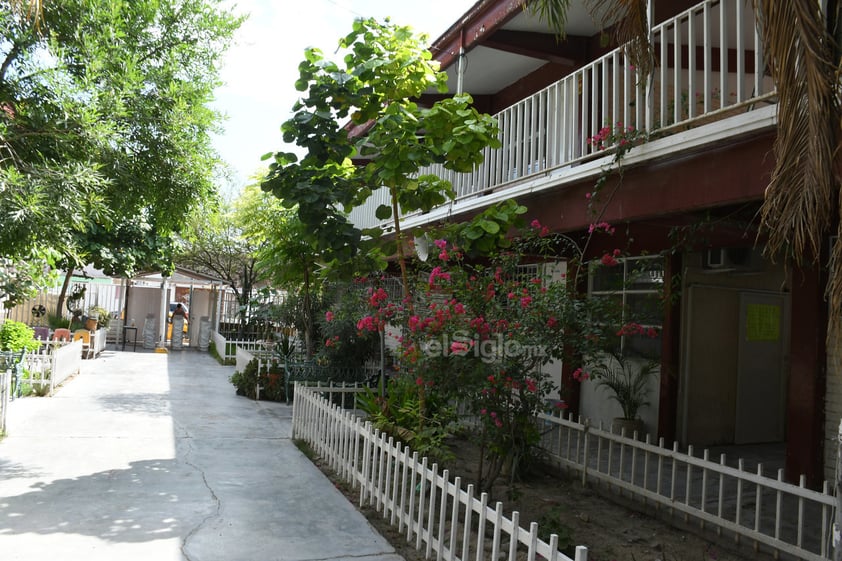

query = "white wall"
[579,359,661,437]
[127,286,163,343]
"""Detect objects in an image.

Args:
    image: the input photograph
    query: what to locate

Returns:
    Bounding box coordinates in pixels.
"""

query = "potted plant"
[590,350,659,437]
[87,306,111,330]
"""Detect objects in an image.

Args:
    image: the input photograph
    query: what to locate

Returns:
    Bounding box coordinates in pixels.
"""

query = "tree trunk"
[389,184,411,305]
[302,265,313,357]
[55,269,73,320]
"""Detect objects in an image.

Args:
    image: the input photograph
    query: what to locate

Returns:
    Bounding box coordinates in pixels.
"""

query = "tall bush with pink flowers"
[345,218,633,490]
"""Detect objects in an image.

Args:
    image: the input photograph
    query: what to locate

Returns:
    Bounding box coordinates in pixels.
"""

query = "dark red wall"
[518,133,775,235]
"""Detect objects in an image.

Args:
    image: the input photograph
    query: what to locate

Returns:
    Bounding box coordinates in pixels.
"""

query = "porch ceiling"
[431,0,601,96]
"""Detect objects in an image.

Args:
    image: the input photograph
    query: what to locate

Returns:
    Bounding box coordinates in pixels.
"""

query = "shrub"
[47,315,70,329]
[229,358,286,401]
[357,374,455,462]
[0,320,41,352]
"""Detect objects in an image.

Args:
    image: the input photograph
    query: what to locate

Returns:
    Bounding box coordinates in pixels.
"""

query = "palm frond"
[586,0,652,77]
[9,1,44,32]
[756,1,840,261]
[524,0,572,40]
[591,352,658,420]
[754,1,842,331]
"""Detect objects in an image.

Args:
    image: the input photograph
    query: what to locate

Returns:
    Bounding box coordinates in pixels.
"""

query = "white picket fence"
[538,412,835,561]
[292,381,837,561]
[211,330,270,363]
[0,370,9,433]
[292,383,589,561]
[51,340,83,391]
[22,339,85,396]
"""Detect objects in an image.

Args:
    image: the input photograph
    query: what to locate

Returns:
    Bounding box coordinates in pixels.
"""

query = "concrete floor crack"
[176,424,222,561]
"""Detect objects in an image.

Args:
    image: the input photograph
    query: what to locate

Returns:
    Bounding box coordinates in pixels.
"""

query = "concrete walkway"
[0,348,404,561]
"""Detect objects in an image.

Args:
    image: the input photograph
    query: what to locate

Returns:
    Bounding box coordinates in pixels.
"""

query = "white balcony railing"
[348,0,777,231]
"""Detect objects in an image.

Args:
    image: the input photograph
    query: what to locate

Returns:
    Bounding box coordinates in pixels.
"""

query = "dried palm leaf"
[9,1,44,32]
[826,77,842,336]
[757,1,838,256]
[754,1,841,327]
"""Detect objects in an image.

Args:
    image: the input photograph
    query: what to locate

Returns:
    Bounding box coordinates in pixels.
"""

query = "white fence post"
[0,370,9,434]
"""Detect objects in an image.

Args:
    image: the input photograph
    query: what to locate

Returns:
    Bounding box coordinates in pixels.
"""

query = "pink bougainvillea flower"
[588,221,615,235]
[520,295,533,308]
[601,253,619,267]
[546,316,558,328]
[434,239,447,249]
[450,341,469,354]
[356,316,378,332]
[408,315,421,332]
[530,219,542,229]
[572,368,590,382]
[428,266,451,287]
[325,311,334,322]
[617,322,645,337]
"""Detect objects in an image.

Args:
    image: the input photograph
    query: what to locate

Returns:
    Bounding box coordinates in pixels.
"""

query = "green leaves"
[375,204,392,220]
[0,0,242,284]
[261,17,501,289]
[455,200,528,256]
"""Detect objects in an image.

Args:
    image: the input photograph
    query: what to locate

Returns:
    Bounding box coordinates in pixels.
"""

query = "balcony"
[348,0,777,232]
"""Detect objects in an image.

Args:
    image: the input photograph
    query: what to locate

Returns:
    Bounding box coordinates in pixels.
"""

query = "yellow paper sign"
[746,303,780,342]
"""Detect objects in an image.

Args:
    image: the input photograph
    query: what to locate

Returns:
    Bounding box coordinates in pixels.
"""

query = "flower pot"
[611,417,644,439]
[85,318,98,331]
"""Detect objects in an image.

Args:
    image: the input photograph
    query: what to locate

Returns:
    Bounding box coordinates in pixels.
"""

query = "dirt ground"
[310,433,779,561]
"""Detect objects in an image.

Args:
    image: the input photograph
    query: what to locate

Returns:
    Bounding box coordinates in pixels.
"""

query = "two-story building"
[349,0,833,486]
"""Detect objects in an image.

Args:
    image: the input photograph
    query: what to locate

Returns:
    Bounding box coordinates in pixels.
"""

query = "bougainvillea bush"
[329,220,635,490]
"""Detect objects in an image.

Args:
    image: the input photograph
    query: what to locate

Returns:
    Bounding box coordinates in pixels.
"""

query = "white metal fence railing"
[538,412,834,561]
[349,0,777,231]
[292,384,589,561]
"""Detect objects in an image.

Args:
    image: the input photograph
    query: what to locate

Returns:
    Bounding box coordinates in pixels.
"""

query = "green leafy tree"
[178,197,262,335]
[0,0,241,313]
[262,17,500,301]
[236,183,320,354]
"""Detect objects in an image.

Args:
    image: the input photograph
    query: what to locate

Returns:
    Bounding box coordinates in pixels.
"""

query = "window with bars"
[515,261,566,286]
[588,255,664,358]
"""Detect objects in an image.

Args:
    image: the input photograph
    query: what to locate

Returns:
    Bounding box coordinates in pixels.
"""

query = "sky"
[211,0,478,193]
